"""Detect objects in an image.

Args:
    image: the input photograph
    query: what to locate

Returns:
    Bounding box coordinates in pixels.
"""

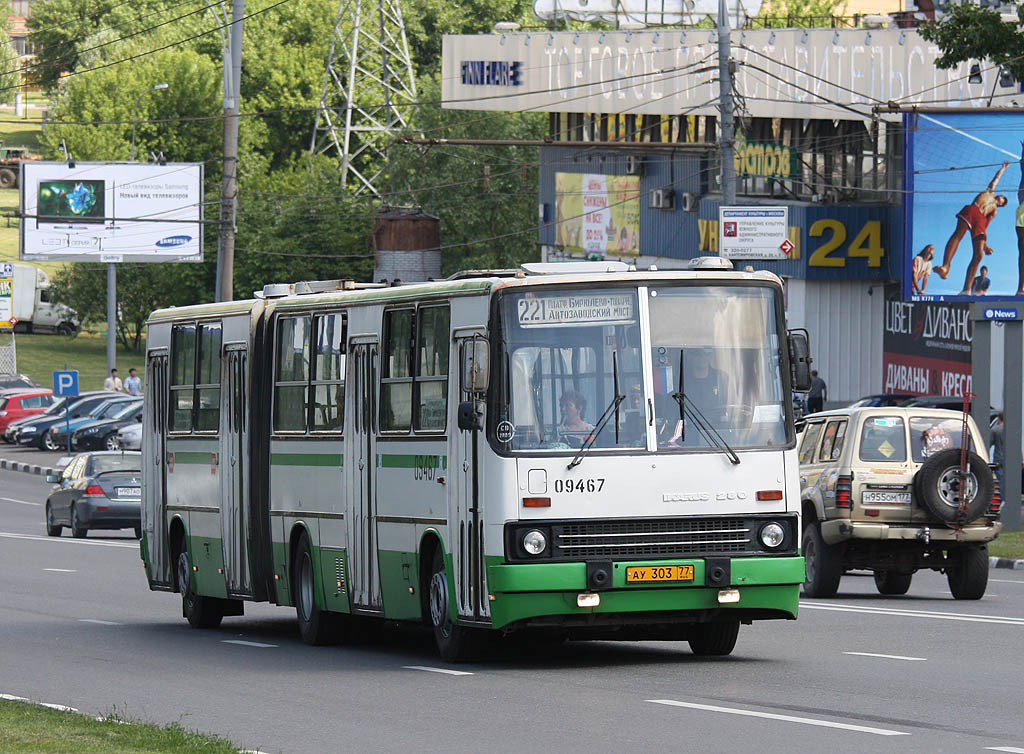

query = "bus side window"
[169,324,196,432]
[416,305,449,432]
[312,313,345,432]
[196,323,222,431]
[274,316,311,432]
[381,309,414,432]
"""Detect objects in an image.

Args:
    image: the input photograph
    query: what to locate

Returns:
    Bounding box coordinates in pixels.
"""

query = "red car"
[0,389,54,436]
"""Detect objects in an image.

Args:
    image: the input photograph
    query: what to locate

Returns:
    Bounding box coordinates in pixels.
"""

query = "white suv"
[798,407,1001,600]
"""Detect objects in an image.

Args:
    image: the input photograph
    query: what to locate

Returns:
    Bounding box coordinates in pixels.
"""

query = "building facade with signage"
[442,26,1017,404]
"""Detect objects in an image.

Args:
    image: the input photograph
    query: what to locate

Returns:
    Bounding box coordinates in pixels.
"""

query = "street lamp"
[130,83,169,161]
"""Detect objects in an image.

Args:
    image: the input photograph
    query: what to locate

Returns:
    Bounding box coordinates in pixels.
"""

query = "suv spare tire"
[915,449,992,525]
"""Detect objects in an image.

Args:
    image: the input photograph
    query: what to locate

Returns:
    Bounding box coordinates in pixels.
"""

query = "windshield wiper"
[567,353,624,470]
[671,351,740,465]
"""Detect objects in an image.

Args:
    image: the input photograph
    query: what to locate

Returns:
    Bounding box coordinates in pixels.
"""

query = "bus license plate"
[116,486,141,497]
[862,490,910,504]
[625,565,694,583]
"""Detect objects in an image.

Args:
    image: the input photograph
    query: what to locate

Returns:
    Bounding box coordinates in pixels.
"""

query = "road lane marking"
[403,666,474,676]
[0,694,78,713]
[1,497,41,506]
[801,602,1024,626]
[843,652,926,661]
[44,568,76,573]
[222,640,277,648]
[646,700,908,736]
[987,748,1024,753]
[990,579,1024,584]
[79,619,122,626]
[0,532,137,549]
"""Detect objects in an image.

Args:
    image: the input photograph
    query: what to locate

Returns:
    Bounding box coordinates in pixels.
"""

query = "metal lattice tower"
[311,0,418,196]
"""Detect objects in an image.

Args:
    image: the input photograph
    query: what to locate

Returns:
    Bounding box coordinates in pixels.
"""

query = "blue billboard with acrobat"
[903,110,1024,302]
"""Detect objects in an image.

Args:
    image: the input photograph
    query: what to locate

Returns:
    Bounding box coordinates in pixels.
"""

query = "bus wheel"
[688,620,740,656]
[293,531,340,645]
[428,548,479,662]
[177,545,223,629]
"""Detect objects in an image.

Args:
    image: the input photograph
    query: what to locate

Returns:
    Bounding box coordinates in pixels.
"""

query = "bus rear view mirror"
[461,338,489,393]
[788,329,812,392]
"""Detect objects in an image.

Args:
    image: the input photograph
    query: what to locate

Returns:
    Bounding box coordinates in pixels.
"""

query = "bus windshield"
[493,283,788,453]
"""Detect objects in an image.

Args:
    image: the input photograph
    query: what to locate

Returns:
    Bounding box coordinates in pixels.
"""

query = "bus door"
[143,348,171,586]
[349,338,382,611]
[450,332,489,621]
[221,344,250,596]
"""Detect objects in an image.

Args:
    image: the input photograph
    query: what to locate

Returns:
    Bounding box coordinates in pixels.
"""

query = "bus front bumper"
[484,556,804,630]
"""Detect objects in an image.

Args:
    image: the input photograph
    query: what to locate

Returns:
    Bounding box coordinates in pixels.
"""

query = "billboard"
[20,162,203,263]
[883,288,972,396]
[904,111,1024,302]
[555,172,640,257]
[443,29,1002,121]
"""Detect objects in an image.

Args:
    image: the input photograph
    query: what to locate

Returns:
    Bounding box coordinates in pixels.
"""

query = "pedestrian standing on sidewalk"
[124,368,142,396]
[807,370,827,414]
[991,412,1006,495]
[103,368,123,392]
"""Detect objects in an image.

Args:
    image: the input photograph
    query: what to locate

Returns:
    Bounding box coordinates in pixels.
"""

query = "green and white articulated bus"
[140,259,813,660]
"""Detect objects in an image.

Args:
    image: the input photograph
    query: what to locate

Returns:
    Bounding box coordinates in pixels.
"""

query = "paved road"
[1,468,1023,754]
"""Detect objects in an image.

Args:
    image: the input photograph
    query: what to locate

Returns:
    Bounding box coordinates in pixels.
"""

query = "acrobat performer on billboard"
[904,111,1024,301]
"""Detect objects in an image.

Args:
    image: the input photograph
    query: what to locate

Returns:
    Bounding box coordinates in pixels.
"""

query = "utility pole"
[718,0,736,209]
[214,0,244,303]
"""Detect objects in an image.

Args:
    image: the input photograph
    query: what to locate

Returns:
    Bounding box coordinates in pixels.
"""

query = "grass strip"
[0,698,247,753]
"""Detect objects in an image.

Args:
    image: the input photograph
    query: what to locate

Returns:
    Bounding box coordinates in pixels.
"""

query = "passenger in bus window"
[557,390,594,448]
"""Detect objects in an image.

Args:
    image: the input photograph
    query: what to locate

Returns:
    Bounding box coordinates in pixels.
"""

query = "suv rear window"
[858,416,907,462]
[908,417,976,462]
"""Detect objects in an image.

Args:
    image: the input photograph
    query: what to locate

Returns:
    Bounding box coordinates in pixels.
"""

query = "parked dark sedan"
[70,401,143,451]
[45,451,142,538]
[14,391,123,449]
[900,395,999,423]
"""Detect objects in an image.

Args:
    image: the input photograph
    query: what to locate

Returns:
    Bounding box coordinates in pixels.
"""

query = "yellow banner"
[555,173,640,257]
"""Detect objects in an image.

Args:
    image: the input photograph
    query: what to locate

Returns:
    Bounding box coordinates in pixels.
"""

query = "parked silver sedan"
[45,451,142,538]
[116,422,142,450]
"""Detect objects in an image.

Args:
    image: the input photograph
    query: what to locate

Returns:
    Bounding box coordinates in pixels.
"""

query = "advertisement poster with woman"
[904,111,1024,301]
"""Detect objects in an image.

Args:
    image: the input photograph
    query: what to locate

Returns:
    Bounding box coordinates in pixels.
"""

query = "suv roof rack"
[256,279,388,299]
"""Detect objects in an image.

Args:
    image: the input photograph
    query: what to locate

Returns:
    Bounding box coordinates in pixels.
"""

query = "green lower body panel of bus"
[485,556,805,630]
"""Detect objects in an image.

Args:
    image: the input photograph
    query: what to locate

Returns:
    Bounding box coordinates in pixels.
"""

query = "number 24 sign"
[807,219,884,268]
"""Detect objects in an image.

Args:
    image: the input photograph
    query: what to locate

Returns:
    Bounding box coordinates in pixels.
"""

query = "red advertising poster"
[883,288,972,396]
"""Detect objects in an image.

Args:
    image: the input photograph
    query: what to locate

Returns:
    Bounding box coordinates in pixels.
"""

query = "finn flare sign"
[718,207,790,260]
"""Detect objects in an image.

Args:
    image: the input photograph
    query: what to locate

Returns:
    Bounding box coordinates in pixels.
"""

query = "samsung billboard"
[20,162,203,263]
[903,111,1024,302]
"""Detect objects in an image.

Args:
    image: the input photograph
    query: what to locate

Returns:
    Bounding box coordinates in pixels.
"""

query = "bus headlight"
[759,522,785,549]
[522,529,547,556]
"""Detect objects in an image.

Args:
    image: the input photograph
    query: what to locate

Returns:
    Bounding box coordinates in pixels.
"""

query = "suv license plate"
[625,565,694,583]
[116,486,141,497]
[862,490,911,504]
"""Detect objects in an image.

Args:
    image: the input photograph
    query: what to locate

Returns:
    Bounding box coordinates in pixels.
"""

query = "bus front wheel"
[177,544,223,629]
[428,548,481,662]
[688,620,740,656]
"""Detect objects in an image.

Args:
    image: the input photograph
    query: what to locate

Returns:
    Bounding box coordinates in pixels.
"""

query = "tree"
[756,0,849,28]
[918,3,1024,82]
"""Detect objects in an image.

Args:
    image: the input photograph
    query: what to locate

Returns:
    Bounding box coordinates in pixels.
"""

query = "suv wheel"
[916,449,992,524]
[873,570,913,596]
[946,545,988,600]
[802,520,842,598]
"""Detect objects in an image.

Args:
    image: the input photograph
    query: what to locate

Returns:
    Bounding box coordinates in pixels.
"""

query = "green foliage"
[389,78,547,274]
[919,3,1024,81]
[755,0,849,27]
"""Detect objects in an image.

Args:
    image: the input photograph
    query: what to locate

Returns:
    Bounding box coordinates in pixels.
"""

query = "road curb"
[990,556,1024,570]
[0,458,57,478]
